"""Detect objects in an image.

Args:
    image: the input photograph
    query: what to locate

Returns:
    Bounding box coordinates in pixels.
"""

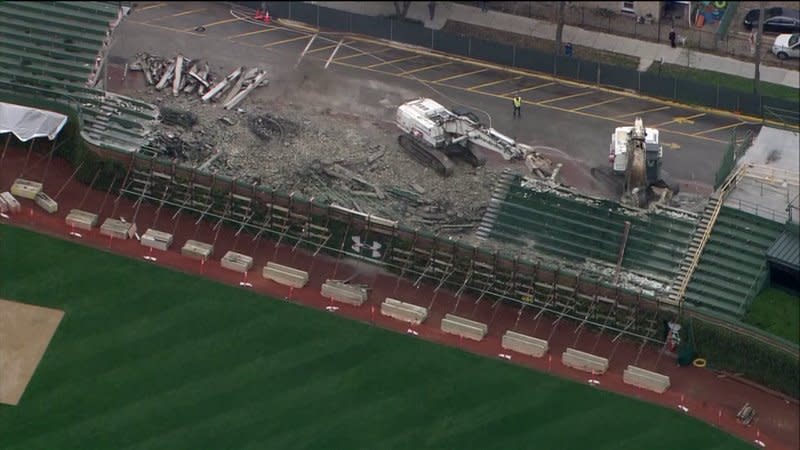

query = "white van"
[772,33,800,60]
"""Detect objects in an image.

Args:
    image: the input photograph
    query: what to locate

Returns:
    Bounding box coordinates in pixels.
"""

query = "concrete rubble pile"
[129,52,268,108]
[146,131,212,161]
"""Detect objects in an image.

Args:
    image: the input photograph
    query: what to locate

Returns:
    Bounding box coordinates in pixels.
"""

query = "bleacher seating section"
[0,1,158,153]
[488,178,697,283]
[684,206,784,318]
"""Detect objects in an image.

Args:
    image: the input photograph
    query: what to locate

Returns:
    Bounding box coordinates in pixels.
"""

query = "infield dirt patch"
[0,299,64,406]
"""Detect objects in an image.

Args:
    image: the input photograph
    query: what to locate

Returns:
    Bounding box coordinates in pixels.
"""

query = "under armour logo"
[351,236,382,258]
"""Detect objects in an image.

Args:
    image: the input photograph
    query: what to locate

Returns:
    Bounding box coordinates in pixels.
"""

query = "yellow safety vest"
[513,97,521,107]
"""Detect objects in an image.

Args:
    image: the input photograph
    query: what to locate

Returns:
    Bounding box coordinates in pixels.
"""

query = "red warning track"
[1,148,797,450]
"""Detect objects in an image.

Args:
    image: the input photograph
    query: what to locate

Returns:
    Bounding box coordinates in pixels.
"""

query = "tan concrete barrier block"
[440,314,488,341]
[100,218,137,240]
[34,192,57,214]
[561,348,609,374]
[141,228,173,251]
[221,250,254,273]
[380,298,428,324]
[0,192,21,213]
[10,178,42,200]
[501,330,548,358]
[623,365,670,394]
[321,280,368,306]
[181,239,213,260]
[262,262,308,288]
[65,209,98,230]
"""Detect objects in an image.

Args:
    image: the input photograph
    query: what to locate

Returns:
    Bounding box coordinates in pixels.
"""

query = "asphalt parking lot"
[120,2,765,190]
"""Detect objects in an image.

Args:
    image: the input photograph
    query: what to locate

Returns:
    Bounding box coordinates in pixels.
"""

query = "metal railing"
[676,165,746,313]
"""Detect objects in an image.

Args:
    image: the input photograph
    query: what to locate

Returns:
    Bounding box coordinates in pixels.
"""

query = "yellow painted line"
[334,47,393,62]
[651,113,706,128]
[171,8,206,17]
[187,17,239,31]
[367,55,420,69]
[147,7,206,23]
[136,3,166,12]
[468,76,521,92]
[501,82,555,97]
[432,69,487,83]
[538,90,593,105]
[692,122,745,136]
[339,34,793,131]
[262,35,312,48]
[401,61,452,76]
[228,27,281,39]
[572,97,625,112]
[128,20,205,36]
[327,58,729,145]
[306,40,355,55]
[615,105,671,118]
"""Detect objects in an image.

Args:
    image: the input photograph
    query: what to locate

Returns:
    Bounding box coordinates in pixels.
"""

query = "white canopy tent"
[0,102,68,142]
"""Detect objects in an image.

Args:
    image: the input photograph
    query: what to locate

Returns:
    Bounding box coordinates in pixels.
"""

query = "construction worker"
[513,95,522,118]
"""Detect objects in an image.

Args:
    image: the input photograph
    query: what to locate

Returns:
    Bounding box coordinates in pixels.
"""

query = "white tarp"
[0,102,68,142]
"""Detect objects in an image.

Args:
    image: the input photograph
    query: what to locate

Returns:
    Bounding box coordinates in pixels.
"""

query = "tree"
[554,1,566,54]
[393,1,411,19]
[753,2,764,94]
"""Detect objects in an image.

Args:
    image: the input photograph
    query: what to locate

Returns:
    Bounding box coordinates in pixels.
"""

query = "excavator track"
[463,143,487,168]
[398,134,455,177]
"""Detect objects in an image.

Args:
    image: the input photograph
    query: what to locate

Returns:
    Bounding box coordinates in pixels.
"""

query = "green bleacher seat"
[685,283,742,310]
[9,1,113,27]
[0,3,109,37]
[703,241,766,267]
[49,1,120,19]
[0,27,101,56]
[684,295,741,318]
[693,265,752,289]
[689,271,750,297]
[0,45,91,74]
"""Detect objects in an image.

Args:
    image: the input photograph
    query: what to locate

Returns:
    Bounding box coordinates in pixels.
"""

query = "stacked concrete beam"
[65,209,99,230]
[501,330,548,358]
[440,314,488,341]
[623,365,670,393]
[34,191,57,214]
[141,228,173,251]
[262,262,308,288]
[10,178,42,200]
[221,250,253,273]
[380,298,428,324]
[100,218,137,239]
[181,239,213,260]
[321,280,368,306]
[561,348,609,374]
[0,192,21,213]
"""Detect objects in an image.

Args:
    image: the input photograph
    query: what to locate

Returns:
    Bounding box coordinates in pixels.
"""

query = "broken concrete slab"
[202,66,241,102]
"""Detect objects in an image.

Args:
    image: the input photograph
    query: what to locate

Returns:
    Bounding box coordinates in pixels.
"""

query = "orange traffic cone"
[262,10,271,24]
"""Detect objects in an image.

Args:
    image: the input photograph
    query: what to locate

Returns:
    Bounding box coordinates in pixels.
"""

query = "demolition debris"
[130,52,268,107]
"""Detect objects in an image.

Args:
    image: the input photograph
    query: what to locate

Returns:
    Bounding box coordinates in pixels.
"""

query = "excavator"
[609,117,679,208]
[396,98,530,177]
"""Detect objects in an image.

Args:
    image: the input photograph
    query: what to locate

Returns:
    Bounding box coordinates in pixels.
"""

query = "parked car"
[743,7,800,33]
[772,33,800,59]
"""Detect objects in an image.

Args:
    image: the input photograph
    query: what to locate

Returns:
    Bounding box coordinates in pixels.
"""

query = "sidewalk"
[315,1,800,89]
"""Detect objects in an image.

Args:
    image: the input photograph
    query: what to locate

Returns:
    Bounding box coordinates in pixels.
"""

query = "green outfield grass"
[0,225,751,450]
